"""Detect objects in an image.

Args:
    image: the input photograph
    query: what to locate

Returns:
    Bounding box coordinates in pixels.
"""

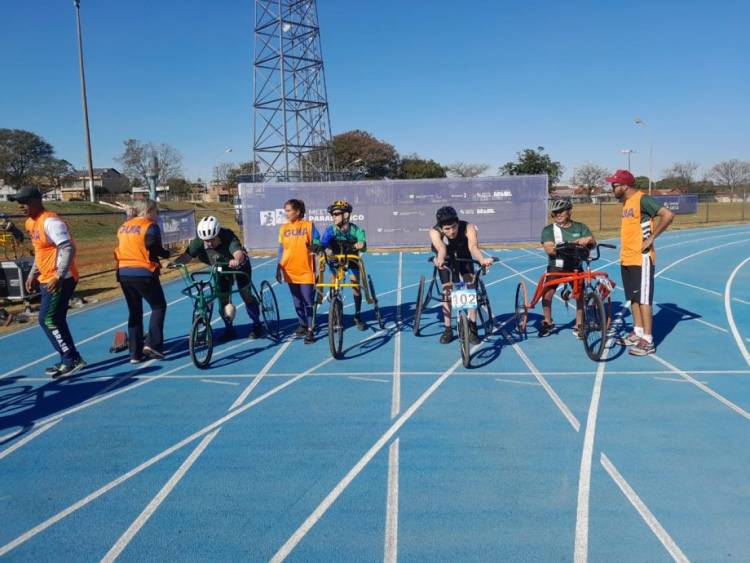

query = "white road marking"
[348,376,389,384]
[384,438,400,563]
[199,379,240,386]
[653,377,708,384]
[0,419,63,461]
[724,256,750,367]
[600,453,689,563]
[494,378,541,386]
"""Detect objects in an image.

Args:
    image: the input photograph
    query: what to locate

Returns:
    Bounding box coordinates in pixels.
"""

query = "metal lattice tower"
[253,0,334,182]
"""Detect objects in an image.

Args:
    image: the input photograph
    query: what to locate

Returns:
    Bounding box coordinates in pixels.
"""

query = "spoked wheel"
[476,278,495,338]
[368,275,385,329]
[583,291,607,361]
[458,313,471,368]
[413,275,426,335]
[328,295,344,359]
[189,314,214,369]
[514,282,528,335]
[259,280,280,338]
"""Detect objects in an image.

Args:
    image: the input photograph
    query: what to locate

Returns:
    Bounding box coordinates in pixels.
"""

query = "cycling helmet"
[327,199,353,215]
[197,216,221,240]
[436,206,459,226]
[549,198,573,214]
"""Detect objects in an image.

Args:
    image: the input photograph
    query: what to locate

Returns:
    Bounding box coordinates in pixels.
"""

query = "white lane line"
[199,379,240,387]
[0,294,189,382]
[494,378,541,386]
[0,419,63,461]
[348,376,389,384]
[228,337,295,410]
[724,256,750,367]
[660,276,722,297]
[101,428,222,563]
[650,354,750,421]
[497,260,567,305]
[600,453,689,563]
[0,329,393,557]
[384,437,400,563]
[392,252,403,418]
[270,343,485,562]
[656,303,729,333]
[502,330,581,432]
[655,239,747,278]
[574,315,619,563]
[653,377,709,384]
[484,264,546,288]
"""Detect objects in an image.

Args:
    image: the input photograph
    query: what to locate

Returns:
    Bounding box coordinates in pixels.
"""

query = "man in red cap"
[607,169,674,355]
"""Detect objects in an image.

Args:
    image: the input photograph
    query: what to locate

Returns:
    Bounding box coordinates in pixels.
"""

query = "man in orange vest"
[12,187,86,378]
[607,170,675,356]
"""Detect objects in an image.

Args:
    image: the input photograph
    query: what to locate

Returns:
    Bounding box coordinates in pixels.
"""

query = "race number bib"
[451,289,478,311]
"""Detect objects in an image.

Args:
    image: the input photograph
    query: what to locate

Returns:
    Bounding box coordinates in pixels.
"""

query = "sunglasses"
[331,211,344,216]
[551,210,569,216]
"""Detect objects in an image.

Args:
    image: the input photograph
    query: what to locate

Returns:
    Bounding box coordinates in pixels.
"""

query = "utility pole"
[621,149,635,172]
[73,0,96,202]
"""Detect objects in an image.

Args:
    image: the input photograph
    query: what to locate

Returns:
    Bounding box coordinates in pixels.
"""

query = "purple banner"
[239,175,548,250]
[652,195,699,215]
[158,209,196,245]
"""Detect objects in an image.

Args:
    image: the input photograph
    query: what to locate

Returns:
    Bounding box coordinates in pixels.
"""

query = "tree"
[115,139,183,187]
[499,146,563,192]
[330,130,400,179]
[662,161,700,187]
[227,161,260,185]
[634,175,651,190]
[708,159,750,193]
[570,163,609,197]
[166,177,193,197]
[399,154,446,179]
[212,161,235,183]
[0,129,55,188]
[39,158,76,193]
[445,162,490,178]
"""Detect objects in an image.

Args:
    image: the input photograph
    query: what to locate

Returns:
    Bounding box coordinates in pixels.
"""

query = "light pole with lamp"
[73,0,96,203]
[621,149,635,172]
[634,117,653,195]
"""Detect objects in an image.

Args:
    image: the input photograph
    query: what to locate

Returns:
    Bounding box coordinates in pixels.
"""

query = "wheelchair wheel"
[583,291,607,361]
[514,282,528,334]
[189,314,213,369]
[413,275,426,335]
[476,278,495,338]
[367,275,385,329]
[458,312,471,368]
[328,295,344,359]
[259,281,280,338]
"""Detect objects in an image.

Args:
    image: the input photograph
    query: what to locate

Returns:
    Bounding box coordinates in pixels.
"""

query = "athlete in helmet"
[320,199,369,330]
[539,198,595,337]
[430,206,495,345]
[171,216,263,340]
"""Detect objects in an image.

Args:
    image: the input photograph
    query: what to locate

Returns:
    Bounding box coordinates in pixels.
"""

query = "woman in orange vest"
[115,198,170,363]
[276,199,320,344]
[12,187,86,378]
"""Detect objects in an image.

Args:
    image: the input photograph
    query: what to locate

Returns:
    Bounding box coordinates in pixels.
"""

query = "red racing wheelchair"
[513,243,616,361]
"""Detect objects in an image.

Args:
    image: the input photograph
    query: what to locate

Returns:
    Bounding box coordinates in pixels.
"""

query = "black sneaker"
[294,324,308,337]
[439,327,454,344]
[142,346,165,360]
[304,330,315,344]
[353,315,367,331]
[468,321,481,345]
[45,363,64,377]
[248,324,263,340]
[539,321,555,338]
[221,326,236,342]
[53,356,87,379]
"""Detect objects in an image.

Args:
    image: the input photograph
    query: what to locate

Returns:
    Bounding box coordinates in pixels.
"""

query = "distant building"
[61,168,129,201]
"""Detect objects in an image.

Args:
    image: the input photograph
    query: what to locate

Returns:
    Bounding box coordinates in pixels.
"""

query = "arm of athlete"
[429,229,448,269]
[467,224,494,268]
[642,207,675,251]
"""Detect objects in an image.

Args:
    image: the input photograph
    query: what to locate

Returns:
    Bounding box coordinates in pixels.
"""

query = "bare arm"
[429,229,448,268]
[466,224,494,267]
[643,207,675,251]
[542,241,556,256]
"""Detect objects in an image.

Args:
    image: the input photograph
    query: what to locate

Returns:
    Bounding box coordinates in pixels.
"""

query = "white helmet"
[197,216,221,240]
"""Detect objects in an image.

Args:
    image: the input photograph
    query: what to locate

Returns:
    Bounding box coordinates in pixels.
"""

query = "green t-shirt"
[540,221,593,267]
[639,195,663,219]
[186,227,244,265]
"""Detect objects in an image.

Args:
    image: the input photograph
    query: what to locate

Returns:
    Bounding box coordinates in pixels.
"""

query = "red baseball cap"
[605,169,635,186]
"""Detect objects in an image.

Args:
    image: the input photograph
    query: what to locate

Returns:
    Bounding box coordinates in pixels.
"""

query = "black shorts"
[218,263,252,294]
[438,260,475,284]
[621,257,654,305]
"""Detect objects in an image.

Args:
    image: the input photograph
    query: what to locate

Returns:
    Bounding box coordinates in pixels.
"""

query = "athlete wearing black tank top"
[430,207,495,344]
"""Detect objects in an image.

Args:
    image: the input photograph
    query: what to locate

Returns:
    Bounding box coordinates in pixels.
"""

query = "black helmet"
[327,199,353,215]
[436,206,459,226]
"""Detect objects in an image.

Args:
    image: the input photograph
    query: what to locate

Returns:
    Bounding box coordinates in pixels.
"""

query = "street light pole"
[73,0,96,203]
[621,149,635,172]
[635,118,653,195]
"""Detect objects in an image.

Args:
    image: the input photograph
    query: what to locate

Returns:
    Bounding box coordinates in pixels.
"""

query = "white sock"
[634,326,644,338]
[643,334,653,344]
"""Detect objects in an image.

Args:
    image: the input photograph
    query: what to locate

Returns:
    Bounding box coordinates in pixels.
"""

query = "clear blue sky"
[1,0,748,183]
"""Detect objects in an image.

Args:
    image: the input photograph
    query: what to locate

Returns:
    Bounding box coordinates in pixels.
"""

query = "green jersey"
[186,227,244,265]
[540,221,593,267]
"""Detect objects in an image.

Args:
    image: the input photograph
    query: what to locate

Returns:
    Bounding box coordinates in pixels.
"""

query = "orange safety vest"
[620,190,656,266]
[25,210,79,283]
[278,219,315,284]
[114,217,159,272]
